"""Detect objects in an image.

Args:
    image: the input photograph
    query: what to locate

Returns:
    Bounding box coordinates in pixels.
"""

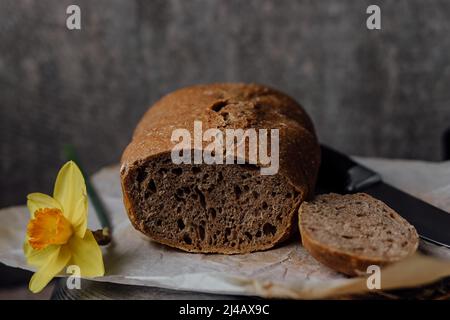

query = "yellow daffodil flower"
[23,161,104,293]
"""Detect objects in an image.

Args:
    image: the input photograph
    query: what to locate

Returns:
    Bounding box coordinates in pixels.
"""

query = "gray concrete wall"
[1,0,450,206]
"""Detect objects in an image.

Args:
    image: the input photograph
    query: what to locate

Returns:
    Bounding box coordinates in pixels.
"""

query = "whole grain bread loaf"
[121,83,320,253]
[299,193,419,275]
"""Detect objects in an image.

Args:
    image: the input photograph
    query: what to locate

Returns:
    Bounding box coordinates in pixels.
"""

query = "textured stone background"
[1,0,450,206]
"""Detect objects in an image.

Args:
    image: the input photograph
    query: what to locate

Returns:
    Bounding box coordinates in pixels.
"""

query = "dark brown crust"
[120,83,320,253]
[300,226,390,276]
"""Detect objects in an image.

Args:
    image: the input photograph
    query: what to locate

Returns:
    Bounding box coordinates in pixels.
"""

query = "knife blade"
[317,145,450,248]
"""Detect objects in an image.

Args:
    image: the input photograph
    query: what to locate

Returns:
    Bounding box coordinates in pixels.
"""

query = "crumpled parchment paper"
[1,157,450,299]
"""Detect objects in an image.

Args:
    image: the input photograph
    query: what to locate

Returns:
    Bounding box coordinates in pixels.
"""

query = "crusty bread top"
[121,83,321,197]
[299,193,419,261]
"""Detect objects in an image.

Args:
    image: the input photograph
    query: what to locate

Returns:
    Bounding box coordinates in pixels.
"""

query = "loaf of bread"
[299,193,419,275]
[121,83,320,253]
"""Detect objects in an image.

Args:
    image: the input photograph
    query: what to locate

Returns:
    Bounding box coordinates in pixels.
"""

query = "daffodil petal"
[68,230,104,277]
[53,161,87,224]
[27,193,61,217]
[71,194,88,238]
[23,241,59,268]
[29,245,71,293]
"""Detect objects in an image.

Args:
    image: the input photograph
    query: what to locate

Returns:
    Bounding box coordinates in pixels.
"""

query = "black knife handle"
[317,145,382,194]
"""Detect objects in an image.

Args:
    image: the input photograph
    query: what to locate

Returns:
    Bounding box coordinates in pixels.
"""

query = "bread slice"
[298,193,419,276]
[121,83,321,254]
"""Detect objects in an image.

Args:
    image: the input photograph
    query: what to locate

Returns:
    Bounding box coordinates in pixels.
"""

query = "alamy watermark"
[171,121,279,175]
[366,5,381,30]
[66,265,81,289]
[66,5,81,30]
[366,265,381,290]
[66,4,381,31]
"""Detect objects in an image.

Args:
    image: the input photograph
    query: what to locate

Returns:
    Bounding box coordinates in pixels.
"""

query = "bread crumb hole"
[263,223,277,236]
[221,112,229,121]
[136,169,146,183]
[176,188,184,197]
[198,225,205,240]
[177,219,185,230]
[171,168,183,176]
[148,179,157,193]
[183,234,192,245]
[195,187,206,209]
[210,100,227,112]
[192,167,201,174]
[261,201,268,210]
[234,185,242,200]
[208,208,217,220]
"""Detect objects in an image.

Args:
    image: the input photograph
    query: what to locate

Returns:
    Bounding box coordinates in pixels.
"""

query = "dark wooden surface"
[51,279,245,300]
[50,277,450,300]
[1,0,450,207]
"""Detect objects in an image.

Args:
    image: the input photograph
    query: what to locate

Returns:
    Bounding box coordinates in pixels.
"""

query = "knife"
[316,145,450,248]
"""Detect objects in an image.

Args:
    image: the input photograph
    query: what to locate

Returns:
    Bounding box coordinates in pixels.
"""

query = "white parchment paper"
[1,157,450,298]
